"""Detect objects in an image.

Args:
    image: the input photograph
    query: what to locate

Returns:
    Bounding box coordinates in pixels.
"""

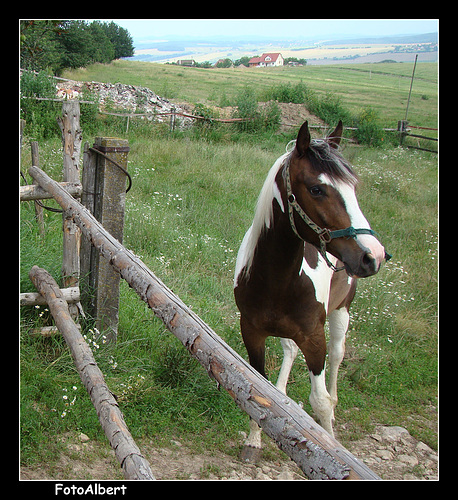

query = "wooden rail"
[29,266,155,480]
[28,164,381,480]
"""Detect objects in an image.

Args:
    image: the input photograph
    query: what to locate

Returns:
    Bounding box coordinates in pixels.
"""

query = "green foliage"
[232,87,280,133]
[20,20,134,75]
[20,71,100,139]
[353,107,386,147]
[260,81,310,104]
[215,58,233,68]
[20,70,61,139]
[259,80,386,146]
[307,91,353,127]
[192,103,217,123]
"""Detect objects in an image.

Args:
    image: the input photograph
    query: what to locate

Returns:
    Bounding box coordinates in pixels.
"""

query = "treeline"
[20,20,134,75]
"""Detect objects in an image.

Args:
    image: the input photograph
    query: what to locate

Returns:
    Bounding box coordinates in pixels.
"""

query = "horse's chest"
[235,273,324,335]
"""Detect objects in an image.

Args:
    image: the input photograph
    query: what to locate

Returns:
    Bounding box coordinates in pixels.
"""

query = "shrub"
[260,81,308,104]
[262,100,281,131]
[307,92,353,127]
[232,87,260,132]
[354,107,385,147]
[232,87,280,133]
[20,70,61,139]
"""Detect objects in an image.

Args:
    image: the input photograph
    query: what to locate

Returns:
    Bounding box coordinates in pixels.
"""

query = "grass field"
[63,60,438,129]
[20,61,438,477]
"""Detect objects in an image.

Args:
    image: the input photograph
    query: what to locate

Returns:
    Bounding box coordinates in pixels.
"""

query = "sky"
[106,19,438,41]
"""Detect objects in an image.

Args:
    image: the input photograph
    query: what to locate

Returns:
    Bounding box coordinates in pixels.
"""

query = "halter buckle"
[319,229,333,244]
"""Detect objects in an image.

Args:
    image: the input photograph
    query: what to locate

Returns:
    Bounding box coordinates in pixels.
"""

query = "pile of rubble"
[55,78,192,128]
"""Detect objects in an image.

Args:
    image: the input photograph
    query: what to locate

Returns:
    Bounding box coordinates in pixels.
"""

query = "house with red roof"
[248,53,284,68]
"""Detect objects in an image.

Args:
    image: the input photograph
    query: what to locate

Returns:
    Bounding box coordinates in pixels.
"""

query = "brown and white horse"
[234,121,388,461]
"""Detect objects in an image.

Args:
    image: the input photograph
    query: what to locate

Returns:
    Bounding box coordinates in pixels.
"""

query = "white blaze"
[319,174,385,269]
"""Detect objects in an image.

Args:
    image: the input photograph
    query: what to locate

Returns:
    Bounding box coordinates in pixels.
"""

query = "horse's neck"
[252,202,305,283]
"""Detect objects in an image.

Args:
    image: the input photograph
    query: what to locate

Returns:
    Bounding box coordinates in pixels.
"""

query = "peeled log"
[29,265,155,480]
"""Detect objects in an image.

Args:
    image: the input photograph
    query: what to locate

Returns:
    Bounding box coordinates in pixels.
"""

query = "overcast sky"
[106,19,438,40]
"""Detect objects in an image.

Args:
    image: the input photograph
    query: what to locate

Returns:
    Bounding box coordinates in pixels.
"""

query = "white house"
[248,53,284,68]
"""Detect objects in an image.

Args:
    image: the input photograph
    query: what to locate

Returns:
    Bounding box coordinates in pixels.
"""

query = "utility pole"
[399,54,418,146]
[404,54,418,122]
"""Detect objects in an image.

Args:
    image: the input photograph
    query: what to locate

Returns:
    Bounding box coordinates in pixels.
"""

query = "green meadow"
[20,61,437,478]
[63,59,438,129]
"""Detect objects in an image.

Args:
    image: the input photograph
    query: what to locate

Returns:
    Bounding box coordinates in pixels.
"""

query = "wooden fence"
[397,120,438,153]
[20,101,381,480]
[22,91,437,151]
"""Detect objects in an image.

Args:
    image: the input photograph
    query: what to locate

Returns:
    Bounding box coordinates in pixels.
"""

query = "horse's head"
[284,120,387,278]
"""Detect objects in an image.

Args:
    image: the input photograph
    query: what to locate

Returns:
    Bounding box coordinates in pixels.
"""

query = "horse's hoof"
[240,445,262,463]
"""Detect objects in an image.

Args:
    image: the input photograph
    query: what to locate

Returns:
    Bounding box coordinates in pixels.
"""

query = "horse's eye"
[310,185,324,197]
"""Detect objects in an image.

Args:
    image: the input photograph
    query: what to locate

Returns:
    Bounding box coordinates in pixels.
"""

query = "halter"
[283,158,389,272]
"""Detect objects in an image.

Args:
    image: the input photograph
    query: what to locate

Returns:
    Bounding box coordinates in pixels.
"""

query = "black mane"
[306,140,357,185]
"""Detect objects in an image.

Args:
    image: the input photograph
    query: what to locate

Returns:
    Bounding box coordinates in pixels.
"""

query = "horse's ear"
[295,121,311,156]
[327,120,343,149]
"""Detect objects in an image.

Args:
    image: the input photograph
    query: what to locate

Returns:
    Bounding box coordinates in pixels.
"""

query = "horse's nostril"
[362,252,376,272]
[362,253,373,265]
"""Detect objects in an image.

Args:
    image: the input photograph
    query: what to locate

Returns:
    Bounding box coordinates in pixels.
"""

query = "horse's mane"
[304,139,358,186]
[234,153,287,284]
[234,140,357,284]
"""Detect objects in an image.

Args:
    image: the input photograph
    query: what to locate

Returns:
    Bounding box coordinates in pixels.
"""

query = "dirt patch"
[20,432,304,481]
[261,101,326,134]
[20,423,437,480]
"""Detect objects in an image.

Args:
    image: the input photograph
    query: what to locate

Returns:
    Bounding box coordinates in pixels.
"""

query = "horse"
[233,120,389,462]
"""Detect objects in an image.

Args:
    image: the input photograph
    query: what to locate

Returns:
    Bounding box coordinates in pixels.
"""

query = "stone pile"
[55,79,193,128]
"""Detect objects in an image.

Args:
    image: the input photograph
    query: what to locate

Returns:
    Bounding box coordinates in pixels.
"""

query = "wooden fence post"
[58,101,82,320]
[31,141,45,237]
[80,142,97,317]
[80,137,129,342]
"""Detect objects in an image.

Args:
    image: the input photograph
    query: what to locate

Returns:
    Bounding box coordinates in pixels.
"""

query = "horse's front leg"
[240,317,267,462]
[296,328,336,437]
[327,308,349,409]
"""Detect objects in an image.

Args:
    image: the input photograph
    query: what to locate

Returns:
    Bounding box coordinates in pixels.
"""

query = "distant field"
[63,60,437,129]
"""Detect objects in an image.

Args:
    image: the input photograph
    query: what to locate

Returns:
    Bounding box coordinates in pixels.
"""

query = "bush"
[260,81,309,104]
[232,87,260,132]
[307,92,353,127]
[354,107,385,147]
[232,87,280,133]
[262,100,281,131]
[192,103,217,125]
[20,70,61,139]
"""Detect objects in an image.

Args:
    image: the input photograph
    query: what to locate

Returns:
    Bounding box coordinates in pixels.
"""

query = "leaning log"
[29,265,155,481]
[28,165,380,480]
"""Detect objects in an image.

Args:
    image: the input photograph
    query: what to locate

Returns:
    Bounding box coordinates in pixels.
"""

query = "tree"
[57,21,94,70]
[215,58,233,68]
[20,20,134,74]
[234,56,251,67]
[20,20,64,72]
[89,21,115,63]
[103,21,134,59]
